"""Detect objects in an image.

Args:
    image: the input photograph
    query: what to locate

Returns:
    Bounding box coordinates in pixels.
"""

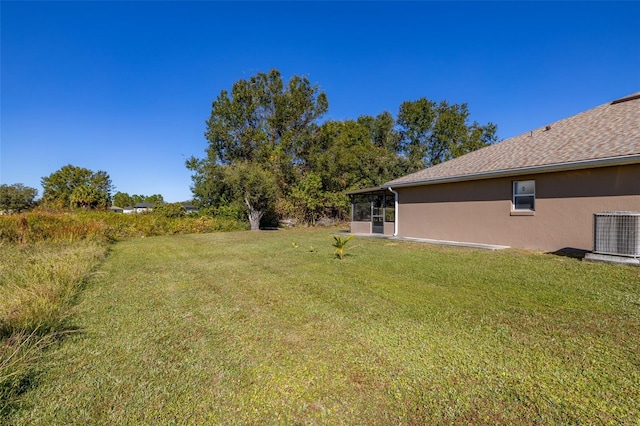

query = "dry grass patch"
[0,241,107,417]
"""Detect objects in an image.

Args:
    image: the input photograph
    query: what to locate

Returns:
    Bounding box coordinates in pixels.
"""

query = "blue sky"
[2,1,639,203]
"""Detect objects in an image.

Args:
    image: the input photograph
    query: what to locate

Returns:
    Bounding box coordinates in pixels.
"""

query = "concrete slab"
[583,252,640,266]
[345,233,510,251]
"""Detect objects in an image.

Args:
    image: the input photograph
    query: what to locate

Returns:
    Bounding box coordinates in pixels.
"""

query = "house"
[348,92,640,252]
[123,206,135,214]
[134,202,155,213]
[109,206,124,213]
[182,203,199,214]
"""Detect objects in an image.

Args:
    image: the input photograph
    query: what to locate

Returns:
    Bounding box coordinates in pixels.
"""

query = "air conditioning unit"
[593,212,640,258]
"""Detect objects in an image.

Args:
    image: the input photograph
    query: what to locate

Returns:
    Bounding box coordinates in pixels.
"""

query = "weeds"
[0,211,248,244]
[0,331,55,416]
[0,241,106,419]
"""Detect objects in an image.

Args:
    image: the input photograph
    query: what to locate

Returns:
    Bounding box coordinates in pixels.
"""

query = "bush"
[152,203,186,218]
[0,211,248,244]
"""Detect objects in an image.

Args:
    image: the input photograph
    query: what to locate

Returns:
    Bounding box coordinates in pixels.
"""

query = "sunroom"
[347,187,396,236]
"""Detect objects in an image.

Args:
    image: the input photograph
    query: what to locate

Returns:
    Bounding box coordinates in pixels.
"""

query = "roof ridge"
[611,92,640,105]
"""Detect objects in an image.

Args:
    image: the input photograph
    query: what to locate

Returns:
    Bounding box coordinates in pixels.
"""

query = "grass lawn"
[8,228,640,425]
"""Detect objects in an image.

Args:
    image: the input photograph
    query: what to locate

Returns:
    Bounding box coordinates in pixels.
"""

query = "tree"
[131,194,146,205]
[226,162,279,230]
[188,70,498,225]
[397,98,498,172]
[357,111,401,152]
[204,69,328,169]
[0,183,38,213]
[41,164,113,209]
[186,159,233,209]
[292,119,405,221]
[309,120,404,192]
[70,185,104,209]
[113,192,165,208]
[113,191,133,208]
[289,172,326,224]
[188,69,328,229]
[144,194,164,205]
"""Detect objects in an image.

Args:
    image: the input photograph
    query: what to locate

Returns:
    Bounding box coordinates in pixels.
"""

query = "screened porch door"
[372,194,384,234]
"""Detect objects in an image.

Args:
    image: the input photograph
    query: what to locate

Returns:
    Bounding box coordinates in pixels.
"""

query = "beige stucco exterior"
[384,222,395,235]
[350,220,395,236]
[390,164,640,251]
[350,221,371,234]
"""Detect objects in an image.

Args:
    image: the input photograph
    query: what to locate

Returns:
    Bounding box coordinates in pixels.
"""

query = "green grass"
[6,228,640,424]
[0,210,246,417]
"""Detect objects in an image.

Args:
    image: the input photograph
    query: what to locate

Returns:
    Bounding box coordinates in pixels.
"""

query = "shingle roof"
[384,92,640,188]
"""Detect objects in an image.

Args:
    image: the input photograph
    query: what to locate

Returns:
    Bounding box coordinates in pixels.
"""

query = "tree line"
[187,69,498,229]
[2,69,498,226]
[112,192,165,208]
[0,164,167,214]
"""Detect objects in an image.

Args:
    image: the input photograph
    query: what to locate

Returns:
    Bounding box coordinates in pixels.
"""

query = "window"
[513,180,535,211]
[352,195,371,221]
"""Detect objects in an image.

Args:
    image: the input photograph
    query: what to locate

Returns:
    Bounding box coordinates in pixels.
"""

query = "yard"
[7,228,640,424]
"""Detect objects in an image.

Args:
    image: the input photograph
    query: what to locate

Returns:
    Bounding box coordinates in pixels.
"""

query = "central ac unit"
[593,212,640,258]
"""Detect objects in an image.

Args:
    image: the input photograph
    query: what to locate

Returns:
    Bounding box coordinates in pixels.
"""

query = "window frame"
[512,180,535,213]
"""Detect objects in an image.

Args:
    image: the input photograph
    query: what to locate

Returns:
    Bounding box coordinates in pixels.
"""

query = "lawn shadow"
[547,247,590,260]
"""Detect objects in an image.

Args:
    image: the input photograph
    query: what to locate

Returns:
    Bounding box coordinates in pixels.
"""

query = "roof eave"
[383,154,640,189]
[345,186,388,195]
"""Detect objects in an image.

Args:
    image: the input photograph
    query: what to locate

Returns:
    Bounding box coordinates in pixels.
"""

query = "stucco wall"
[350,221,371,234]
[384,222,395,236]
[396,164,640,251]
[350,221,396,236]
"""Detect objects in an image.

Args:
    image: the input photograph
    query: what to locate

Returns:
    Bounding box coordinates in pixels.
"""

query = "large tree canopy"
[205,69,328,167]
[41,164,113,209]
[189,70,498,226]
[189,69,329,229]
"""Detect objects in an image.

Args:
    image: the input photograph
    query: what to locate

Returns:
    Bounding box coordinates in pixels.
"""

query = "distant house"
[182,203,199,214]
[348,92,640,252]
[134,203,155,213]
[123,206,135,214]
[109,206,124,213]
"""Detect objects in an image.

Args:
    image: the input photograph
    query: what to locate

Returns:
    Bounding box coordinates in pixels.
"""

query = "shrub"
[0,211,248,244]
[152,203,186,218]
[332,234,355,259]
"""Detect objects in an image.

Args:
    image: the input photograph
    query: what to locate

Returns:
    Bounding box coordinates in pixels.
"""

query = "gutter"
[388,187,399,237]
[382,154,640,189]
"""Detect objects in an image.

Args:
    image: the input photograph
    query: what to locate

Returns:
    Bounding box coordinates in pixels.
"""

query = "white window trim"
[512,180,535,215]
